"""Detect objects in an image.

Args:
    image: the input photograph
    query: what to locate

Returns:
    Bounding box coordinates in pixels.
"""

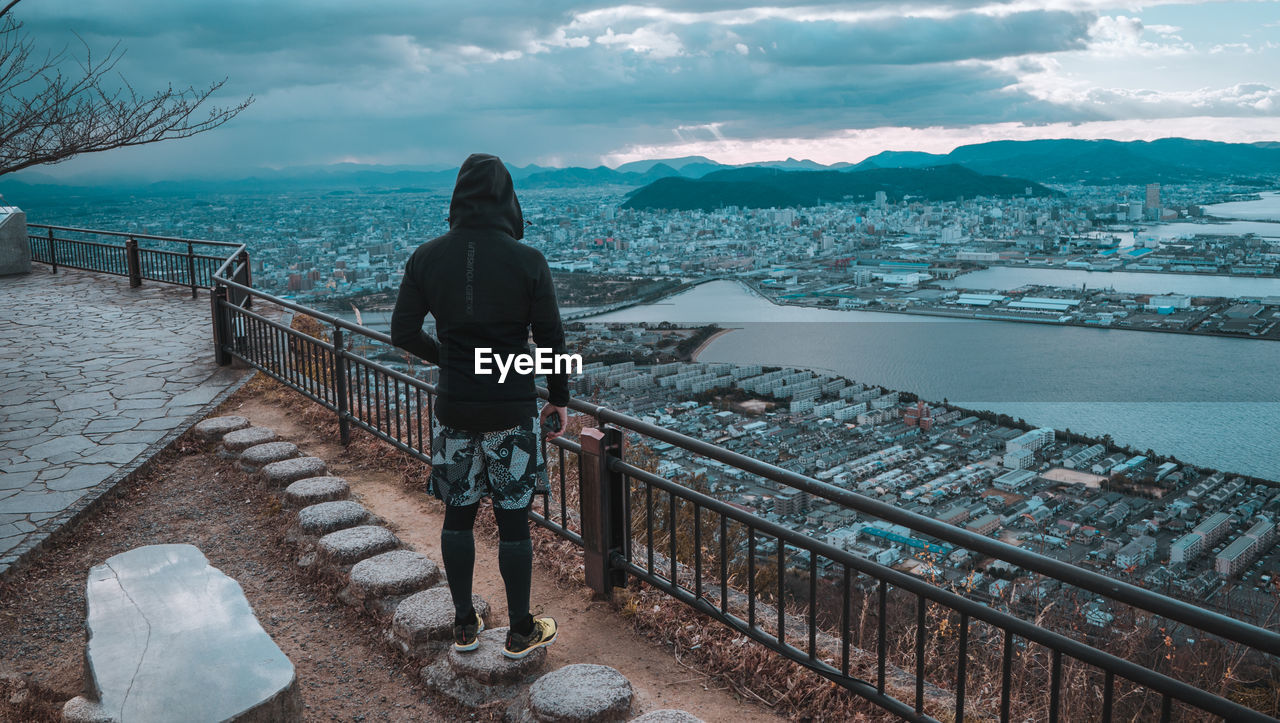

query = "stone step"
[297,500,372,536]
[61,544,300,723]
[340,549,440,619]
[389,586,491,658]
[282,476,350,506]
[514,663,634,723]
[220,426,278,456]
[317,525,400,567]
[239,441,301,472]
[421,627,547,708]
[631,712,704,722]
[262,456,327,487]
[192,415,250,442]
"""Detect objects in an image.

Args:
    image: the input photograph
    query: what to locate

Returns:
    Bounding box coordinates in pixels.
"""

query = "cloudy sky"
[11,0,1280,180]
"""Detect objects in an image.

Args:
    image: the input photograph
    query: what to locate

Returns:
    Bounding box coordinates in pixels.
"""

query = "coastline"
[690,326,739,360]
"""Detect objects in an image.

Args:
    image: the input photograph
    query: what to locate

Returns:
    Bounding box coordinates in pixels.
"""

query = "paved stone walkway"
[0,267,246,574]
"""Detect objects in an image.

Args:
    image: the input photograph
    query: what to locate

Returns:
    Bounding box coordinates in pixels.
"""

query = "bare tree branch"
[0,13,253,176]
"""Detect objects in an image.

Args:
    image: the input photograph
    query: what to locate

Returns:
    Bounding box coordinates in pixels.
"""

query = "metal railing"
[28,226,1280,722]
[27,224,245,298]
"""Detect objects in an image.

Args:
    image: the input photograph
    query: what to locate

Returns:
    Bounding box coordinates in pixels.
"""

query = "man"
[391,153,569,659]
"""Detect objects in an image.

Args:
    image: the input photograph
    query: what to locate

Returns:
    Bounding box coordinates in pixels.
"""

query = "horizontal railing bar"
[27,223,242,248]
[213,251,248,282]
[528,511,584,545]
[611,457,1273,722]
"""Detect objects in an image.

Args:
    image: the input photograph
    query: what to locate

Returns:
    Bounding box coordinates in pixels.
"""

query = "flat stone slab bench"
[62,544,300,723]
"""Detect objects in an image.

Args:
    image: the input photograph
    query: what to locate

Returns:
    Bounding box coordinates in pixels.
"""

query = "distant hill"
[857,138,1280,183]
[614,156,718,174]
[520,163,680,188]
[622,164,1054,211]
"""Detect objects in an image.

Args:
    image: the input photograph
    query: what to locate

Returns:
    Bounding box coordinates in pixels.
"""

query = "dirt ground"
[226,393,785,723]
[0,433,448,722]
[0,384,785,722]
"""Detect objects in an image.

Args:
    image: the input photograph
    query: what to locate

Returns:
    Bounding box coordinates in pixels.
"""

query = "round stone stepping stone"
[348,550,440,599]
[528,664,633,723]
[222,426,277,452]
[283,476,349,506]
[631,712,703,723]
[262,456,327,487]
[239,441,300,471]
[422,627,547,707]
[317,525,399,565]
[449,628,546,685]
[391,586,490,648]
[298,500,370,535]
[193,415,250,441]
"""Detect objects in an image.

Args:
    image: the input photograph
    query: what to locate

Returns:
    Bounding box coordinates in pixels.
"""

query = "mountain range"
[622,164,1056,211]
[1,138,1276,207]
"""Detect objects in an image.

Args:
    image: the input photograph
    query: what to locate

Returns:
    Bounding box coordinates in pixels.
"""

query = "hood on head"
[448,153,524,240]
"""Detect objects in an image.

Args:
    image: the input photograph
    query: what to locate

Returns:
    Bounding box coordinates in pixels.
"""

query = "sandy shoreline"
[691,326,739,359]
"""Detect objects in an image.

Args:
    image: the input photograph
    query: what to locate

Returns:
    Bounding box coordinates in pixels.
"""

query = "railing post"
[236,249,252,310]
[332,326,352,445]
[186,242,197,298]
[210,282,231,366]
[579,425,627,599]
[47,227,57,274]
[125,237,142,287]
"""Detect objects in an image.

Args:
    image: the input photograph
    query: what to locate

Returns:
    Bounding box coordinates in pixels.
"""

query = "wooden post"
[579,425,627,598]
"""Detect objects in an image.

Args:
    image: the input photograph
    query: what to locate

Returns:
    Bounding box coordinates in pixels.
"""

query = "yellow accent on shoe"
[453,612,484,652]
[502,616,557,659]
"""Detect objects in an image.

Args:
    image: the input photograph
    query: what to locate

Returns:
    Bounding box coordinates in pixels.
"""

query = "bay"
[589,281,1280,481]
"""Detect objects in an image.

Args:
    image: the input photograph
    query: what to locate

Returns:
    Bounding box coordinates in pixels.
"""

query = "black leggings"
[440,502,533,632]
[443,502,531,541]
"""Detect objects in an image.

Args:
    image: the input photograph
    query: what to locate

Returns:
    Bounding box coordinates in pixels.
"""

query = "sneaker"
[503,616,557,659]
[453,611,484,652]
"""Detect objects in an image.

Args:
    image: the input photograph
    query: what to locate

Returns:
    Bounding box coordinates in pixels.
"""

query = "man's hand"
[539,404,568,440]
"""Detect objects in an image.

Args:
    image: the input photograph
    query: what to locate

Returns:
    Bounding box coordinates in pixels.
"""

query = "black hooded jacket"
[390,153,570,432]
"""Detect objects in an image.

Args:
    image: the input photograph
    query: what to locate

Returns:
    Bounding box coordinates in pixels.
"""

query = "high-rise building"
[1145,184,1161,212]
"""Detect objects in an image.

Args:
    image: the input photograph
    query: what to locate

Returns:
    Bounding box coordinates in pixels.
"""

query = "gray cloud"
[732,12,1094,66]
[2,0,1251,177]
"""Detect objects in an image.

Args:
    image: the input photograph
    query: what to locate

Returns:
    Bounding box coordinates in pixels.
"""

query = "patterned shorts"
[428,414,550,510]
